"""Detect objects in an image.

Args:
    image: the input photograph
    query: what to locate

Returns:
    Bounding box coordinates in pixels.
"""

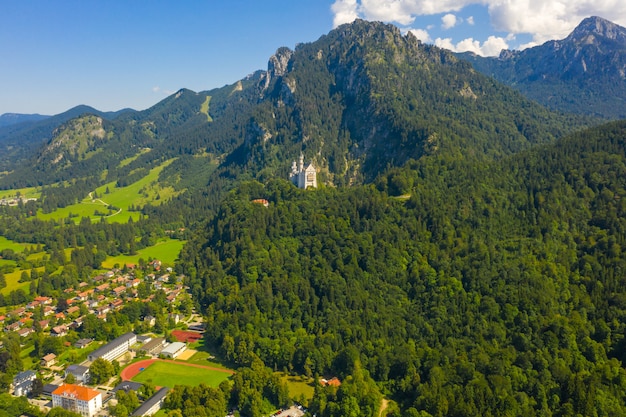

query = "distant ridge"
[458,16,626,118]
[0,105,135,171]
[0,113,49,128]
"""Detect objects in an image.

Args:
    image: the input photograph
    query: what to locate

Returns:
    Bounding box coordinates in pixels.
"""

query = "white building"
[290,154,317,189]
[13,370,37,396]
[52,384,102,417]
[160,342,186,358]
[87,332,136,362]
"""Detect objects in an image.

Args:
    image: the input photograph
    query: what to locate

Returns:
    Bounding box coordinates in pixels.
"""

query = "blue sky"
[2,0,624,115]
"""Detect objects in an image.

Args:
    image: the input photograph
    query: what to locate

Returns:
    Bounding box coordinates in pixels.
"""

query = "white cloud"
[331,0,626,47]
[331,0,359,27]
[407,28,432,43]
[442,14,459,30]
[467,16,474,25]
[152,86,161,93]
[435,35,509,56]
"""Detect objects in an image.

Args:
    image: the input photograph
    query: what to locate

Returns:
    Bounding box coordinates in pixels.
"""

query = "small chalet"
[41,353,57,367]
[75,338,93,349]
[51,325,68,337]
[18,328,33,338]
[320,377,342,387]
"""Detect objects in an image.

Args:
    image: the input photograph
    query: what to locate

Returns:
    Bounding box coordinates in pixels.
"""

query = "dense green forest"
[177,120,626,416]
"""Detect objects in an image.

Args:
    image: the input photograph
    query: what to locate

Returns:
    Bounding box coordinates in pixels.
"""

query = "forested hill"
[0,105,133,172]
[179,119,626,416]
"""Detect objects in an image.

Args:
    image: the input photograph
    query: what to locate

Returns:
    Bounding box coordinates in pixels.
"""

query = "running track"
[120,359,235,381]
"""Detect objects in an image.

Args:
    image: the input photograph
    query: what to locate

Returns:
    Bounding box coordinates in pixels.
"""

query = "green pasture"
[36,158,180,224]
[100,238,185,268]
[200,96,213,122]
[0,236,30,253]
[118,149,151,168]
[130,360,232,388]
[0,187,40,200]
[278,373,315,402]
[2,269,30,294]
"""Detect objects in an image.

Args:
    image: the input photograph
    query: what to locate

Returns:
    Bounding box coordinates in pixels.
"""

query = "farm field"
[127,359,233,388]
[100,238,185,268]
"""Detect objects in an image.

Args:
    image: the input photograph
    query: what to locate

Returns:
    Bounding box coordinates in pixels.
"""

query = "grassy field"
[36,158,180,224]
[131,361,232,388]
[278,373,315,402]
[0,236,31,253]
[100,238,185,268]
[2,269,32,295]
[0,188,40,200]
[200,96,213,122]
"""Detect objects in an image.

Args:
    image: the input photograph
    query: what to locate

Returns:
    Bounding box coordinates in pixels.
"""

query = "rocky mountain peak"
[262,47,294,90]
[567,16,626,44]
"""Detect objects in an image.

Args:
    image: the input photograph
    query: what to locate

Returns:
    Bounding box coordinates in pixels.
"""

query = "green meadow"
[0,187,40,200]
[37,158,180,224]
[100,238,185,268]
[0,236,30,253]
[278,373,315,402]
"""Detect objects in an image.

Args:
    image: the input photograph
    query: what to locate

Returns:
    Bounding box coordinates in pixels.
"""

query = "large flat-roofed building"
[140,337,166,356]
[131,387,169,416]
[52,384,102,417]
[160,342,186,359]
[88,332,136,362]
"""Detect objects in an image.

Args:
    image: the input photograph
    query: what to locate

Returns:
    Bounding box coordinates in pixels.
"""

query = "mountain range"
[460,16,626,118]
[0,18,600,193]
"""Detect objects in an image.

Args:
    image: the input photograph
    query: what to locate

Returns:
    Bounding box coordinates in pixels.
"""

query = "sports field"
[123,359,233,388]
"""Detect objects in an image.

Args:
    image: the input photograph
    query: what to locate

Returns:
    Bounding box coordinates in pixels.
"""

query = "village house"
[112,286,126,297]
[41,353,57,367]
[18,327,34,338]
[5,322,22,332]
[65,364,91,383]
[51,325,68,337]
[66,306,80,315]
[74,338,93,349]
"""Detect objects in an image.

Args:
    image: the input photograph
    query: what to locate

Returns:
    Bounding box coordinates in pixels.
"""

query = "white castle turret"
[290,153,317,189]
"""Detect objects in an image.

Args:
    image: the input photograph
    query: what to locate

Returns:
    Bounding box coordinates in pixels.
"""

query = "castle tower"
[290,153,317,189]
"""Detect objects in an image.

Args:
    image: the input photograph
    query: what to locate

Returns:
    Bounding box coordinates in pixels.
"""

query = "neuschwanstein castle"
[290,154,317,189]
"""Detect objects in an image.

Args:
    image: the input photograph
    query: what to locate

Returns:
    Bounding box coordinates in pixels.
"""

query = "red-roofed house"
[320,377,342,387]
